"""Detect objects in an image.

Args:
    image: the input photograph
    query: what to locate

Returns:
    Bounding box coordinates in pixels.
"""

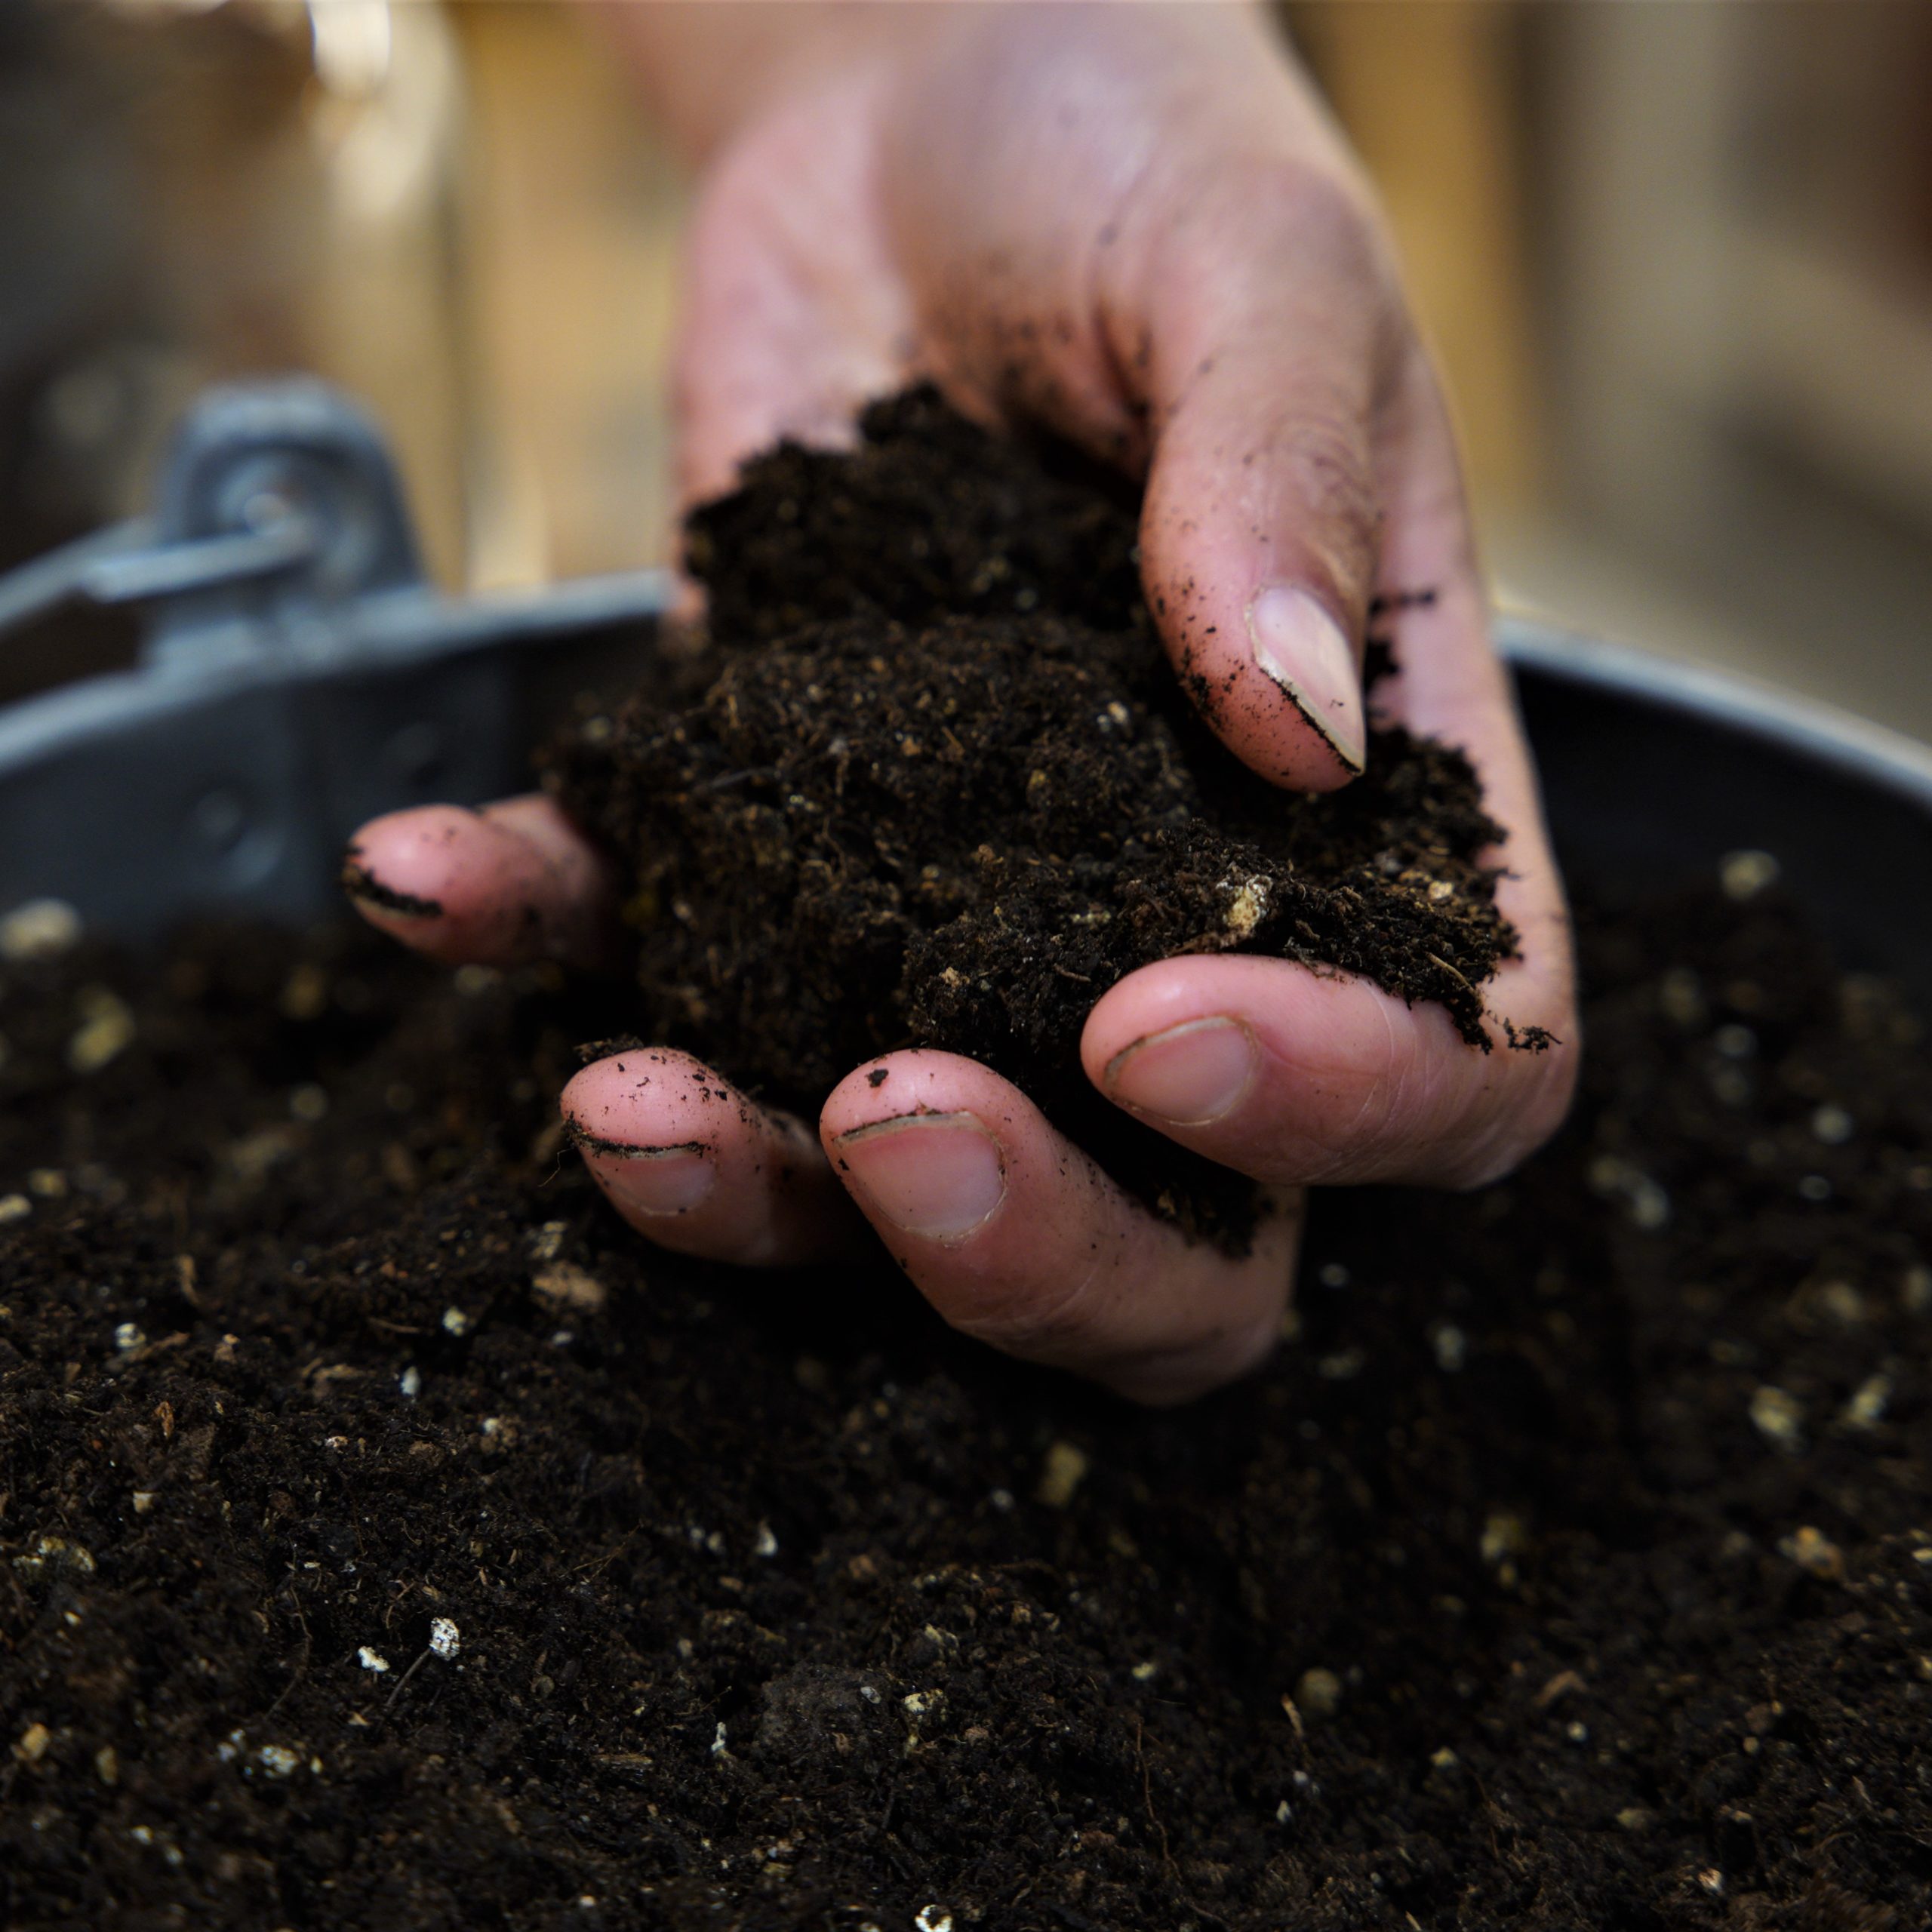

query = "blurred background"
[2,0,1928,740]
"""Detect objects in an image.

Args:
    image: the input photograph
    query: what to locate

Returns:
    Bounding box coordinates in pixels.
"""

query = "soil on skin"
[548,390,1515,1241]
[4,875,1931,1931]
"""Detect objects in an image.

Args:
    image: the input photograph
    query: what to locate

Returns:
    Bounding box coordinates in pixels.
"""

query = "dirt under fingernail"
[340,862,444,919]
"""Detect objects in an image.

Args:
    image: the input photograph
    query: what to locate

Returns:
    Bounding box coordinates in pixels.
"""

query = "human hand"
[345,2,1577,1404]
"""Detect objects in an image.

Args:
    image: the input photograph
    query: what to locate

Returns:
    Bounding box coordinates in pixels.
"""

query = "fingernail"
[1247,586,1365,773]
[577,1137,717,1217]
[1105,1017,1257,1126]
[833,1111,1007,1241]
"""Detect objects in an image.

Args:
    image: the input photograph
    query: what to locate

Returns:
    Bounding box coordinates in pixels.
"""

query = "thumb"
[1114,162,1400,791]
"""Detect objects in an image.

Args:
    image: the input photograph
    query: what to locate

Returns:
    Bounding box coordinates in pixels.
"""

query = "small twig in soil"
[263,1578,313,1719]
[573,1531,638,1577]
[694,766,779,794]
[376,1646,434,1724]
[1133,1716,1174,1872]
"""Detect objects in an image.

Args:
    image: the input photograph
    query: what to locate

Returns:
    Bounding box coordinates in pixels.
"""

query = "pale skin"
[344,2,1579,1406]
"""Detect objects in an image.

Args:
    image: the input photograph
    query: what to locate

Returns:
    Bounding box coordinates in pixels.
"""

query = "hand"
[345,2,1577,1405]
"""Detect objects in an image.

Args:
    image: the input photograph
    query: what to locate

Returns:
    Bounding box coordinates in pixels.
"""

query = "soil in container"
[2,866,1930,1930]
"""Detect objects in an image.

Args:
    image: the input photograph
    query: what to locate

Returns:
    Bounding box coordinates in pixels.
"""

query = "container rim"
[1497,612,1932,814]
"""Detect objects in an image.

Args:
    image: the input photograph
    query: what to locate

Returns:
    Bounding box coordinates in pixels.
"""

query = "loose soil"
[4,873,1931,1931]
[548,389,1515,1240]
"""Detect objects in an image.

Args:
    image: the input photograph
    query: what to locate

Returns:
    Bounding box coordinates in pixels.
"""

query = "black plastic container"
[1508,622,1932,1001]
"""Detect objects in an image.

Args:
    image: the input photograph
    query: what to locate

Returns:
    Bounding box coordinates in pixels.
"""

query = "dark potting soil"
[548,390,1515,1241]
[5,875,1932,1932]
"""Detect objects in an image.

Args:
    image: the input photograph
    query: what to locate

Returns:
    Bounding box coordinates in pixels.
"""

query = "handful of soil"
[549,389,1512,1224]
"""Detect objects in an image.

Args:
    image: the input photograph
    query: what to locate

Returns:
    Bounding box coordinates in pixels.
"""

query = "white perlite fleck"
[399,1365,421,1399]
[441,1306,472,1337]
[1903,1265,1932,1315]
[0,898,82,961]
[1036,1440,1089,1509]
[1719,849,1779,901]
[753,1523,779,1558]
[1750,1385,1804,1453]
[0,1194,29,1224]
[68,986,136,1074]
[429,1617,460,1660]
[532,1262,606,1312]
[257,1744,300,1778]
[1481,1512,1527,1567]
[1587,1155,1671,1230]
[358,1647,390,1674]
[1221,874,1271,940]
[1844,1375,1890,1429]
[1294,1667,1343,1721]
[914,1909,955,1932]
[14,1535,95,1579]
[113,1322,146,1353]
[289,1084,329,1123]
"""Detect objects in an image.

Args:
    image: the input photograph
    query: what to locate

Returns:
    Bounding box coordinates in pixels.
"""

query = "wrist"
[601,0,958,164]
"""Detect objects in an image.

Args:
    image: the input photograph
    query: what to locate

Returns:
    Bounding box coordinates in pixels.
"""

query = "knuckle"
[950,1248,1108,1356]
[1252,158,1384,281]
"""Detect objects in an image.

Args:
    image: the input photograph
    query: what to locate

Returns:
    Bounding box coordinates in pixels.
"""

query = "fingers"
[1081,946,1575,1194]
[561,1038,1302,1405]
[1118,156,1402,792]
[1083,362,1579,1194]
[342,795,614,971]
[562,1049,858,1267]
[820,1051,1300,1405]
[1094,183,1582,1172]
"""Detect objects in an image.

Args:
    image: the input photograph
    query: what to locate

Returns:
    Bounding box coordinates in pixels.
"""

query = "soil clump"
[549,390,1514,1238]
[3,877,1931,1930]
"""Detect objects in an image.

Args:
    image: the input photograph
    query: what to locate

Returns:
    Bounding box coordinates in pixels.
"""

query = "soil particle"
[550,389,1513,1241]
[2,873,1930,1928]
